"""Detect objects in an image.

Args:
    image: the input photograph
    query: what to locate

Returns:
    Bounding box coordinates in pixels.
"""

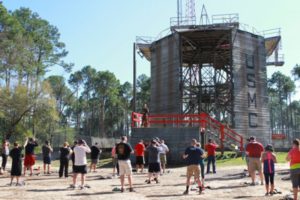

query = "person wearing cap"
[116,136,134,192]
[261,144,277,195]
[71,139,91,189]
[246,136,264,185]
[146,139,161,184]
[159,139,169,174]
[205,139,218,174]
[183,139,204,195]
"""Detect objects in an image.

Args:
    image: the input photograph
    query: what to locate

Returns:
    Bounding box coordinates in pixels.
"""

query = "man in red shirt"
[205,139,218,174]
[246,136,264,185]
[134,140,145,173]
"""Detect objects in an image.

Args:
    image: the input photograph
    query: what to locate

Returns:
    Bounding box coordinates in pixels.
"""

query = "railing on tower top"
[131,112,244,151]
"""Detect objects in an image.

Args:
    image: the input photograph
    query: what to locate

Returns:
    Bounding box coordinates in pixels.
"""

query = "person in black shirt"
[59,142,72,178]
[89,142,101,172]
[116,136,134,192]
[23,138,38,176]
[70,141,77,171]
[9,142,23,186]
[42,140,53,174]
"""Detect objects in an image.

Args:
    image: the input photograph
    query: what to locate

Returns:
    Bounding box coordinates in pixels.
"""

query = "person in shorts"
[146,139,161,184]
[42,140,53,174]
[23,138,38,176]
[246,136,264,185]
[159,139,169,174]
[134,140,145,173]
[71,139,91,189]
[90,142,101,172]
[116,136,134,192]
[286,139,300,200]
[183,139,204,195]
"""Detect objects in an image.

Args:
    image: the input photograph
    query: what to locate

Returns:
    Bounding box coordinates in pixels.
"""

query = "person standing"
[196,142,205,187]
[159,139,169,174]
[2,139,10,172]
[246,136,264,185]
[59,142,72,178]
[111,143,119,176]
[261,144,277,195]
[141,104,149,127]
[9,142,23,186]
[146,139,161,184]
[23,138,38,176]
[116,136,134,192]
[205,139,218,174]
[286,139,300,200]
[134,139,145,173]
[90,142,101,172]
[183,139,204,195]
[42,140,53,174]
[71,139,91,189]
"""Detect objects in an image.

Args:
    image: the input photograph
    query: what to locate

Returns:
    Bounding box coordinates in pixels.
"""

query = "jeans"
[200,162,205,179]
[59,158,69,178]
[1,154,8,170]
[206,155,216,173]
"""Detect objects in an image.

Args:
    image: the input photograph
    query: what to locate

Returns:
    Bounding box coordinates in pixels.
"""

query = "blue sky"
[3,0,300,97]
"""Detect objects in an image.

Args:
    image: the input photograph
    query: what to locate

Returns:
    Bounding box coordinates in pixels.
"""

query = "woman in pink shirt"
[286,139,300,200]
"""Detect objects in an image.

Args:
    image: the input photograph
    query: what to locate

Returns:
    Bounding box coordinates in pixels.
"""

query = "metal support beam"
[133,43,137,112]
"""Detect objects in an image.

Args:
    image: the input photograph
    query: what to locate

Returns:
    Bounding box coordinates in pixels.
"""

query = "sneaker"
[146,180,151,184]
[69,184,76,189]
[199,186,203,194]
[16,183,23,187]
[120,188,124,193]
[265,192,269,196]
[129,188,135,192]
[249,182,256,186]
[154,178,159,184]
[79,185,84,190]
[183,190,189,195]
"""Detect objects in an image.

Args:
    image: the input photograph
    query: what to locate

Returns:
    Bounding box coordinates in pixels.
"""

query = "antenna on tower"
[177,0,182,26]
[200,4,210,25]
[185,0,196,25]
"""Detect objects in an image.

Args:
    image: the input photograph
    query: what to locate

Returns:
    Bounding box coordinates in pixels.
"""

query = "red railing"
[131,112,244,151]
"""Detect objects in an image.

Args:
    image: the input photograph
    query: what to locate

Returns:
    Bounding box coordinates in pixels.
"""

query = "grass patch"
[215,151,288,167]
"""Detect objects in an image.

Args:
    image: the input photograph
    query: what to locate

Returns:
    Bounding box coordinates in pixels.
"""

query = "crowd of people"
[0,135,299,200]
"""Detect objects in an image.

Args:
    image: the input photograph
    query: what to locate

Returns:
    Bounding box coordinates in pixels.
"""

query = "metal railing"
[131,112,244,151]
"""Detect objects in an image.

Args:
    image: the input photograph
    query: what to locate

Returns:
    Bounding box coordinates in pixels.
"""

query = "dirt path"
[0,163,294,200]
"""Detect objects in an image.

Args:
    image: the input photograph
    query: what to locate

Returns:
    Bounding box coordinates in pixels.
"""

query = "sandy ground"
[0,163,295,200]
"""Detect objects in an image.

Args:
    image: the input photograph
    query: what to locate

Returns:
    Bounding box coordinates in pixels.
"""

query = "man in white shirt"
[71,139,91,189]
[159,139,169,174]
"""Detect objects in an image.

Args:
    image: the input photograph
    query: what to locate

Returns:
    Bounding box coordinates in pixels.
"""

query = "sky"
[2,0,300,98]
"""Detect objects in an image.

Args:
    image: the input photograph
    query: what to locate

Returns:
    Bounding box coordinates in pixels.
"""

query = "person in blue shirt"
[183,139,204,195]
